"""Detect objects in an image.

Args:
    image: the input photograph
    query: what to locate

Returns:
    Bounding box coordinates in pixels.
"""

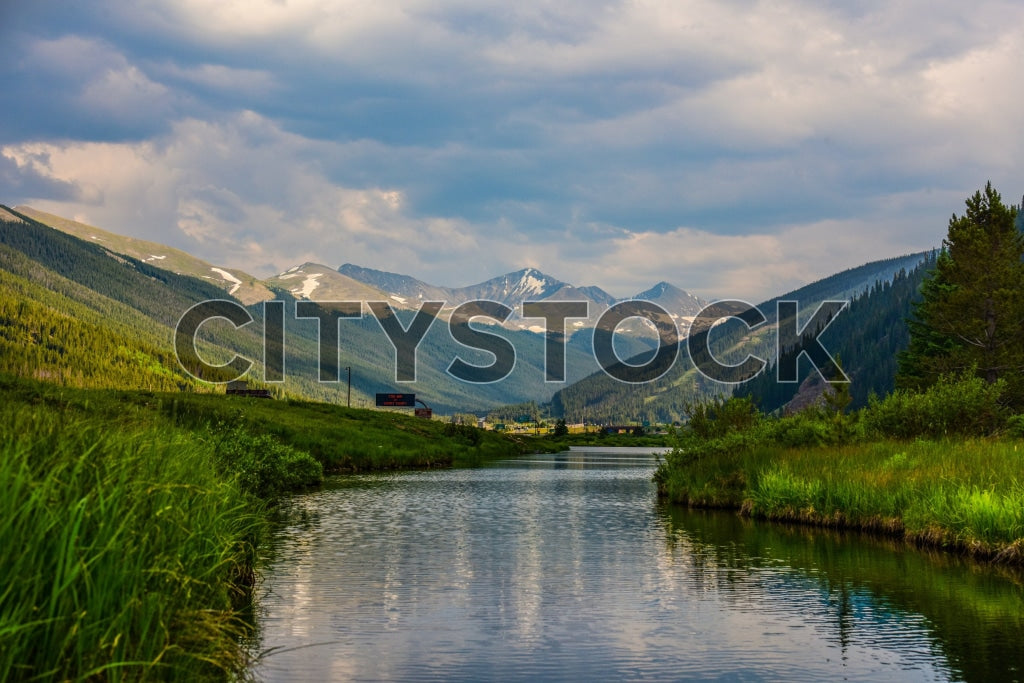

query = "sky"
[2,0,1023,302]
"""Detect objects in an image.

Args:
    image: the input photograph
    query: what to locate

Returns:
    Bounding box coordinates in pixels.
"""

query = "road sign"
[376,392,416,407]
[414,408,432,419]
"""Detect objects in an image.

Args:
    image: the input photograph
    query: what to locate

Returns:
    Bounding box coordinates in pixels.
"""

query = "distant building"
[226,380,273,398]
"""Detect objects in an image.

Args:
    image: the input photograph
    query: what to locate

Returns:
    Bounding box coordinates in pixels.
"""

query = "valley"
[1,204,930,420]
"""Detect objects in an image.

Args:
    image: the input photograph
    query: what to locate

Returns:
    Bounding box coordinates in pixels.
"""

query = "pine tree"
[897,182,1024,406]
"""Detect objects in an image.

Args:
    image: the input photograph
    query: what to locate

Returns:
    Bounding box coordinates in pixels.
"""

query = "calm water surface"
[250,448,1024,681]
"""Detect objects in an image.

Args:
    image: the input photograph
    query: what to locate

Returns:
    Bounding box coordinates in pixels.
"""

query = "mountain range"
[338,263,705,334]
[1,203,932,419]
[16,204,708,337]
[547,251,932,423]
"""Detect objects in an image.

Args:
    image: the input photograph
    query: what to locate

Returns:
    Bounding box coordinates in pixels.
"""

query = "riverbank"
[1,374,528,471]
[656,436,1024,565]
[655,375,1024,565]
[0,374,528,680]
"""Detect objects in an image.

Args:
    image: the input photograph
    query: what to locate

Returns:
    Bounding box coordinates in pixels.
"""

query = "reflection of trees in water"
[654,502,1024,682]
[828,581,854,663]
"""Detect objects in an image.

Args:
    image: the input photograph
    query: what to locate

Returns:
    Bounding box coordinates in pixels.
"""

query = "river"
[249,447,1024,681]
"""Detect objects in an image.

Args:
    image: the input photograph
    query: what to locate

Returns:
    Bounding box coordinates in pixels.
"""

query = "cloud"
[3,0,1024,302]
[1,113,490,280]
[153,63,278,95]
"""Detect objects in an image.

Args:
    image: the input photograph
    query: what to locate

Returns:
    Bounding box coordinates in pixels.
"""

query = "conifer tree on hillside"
[897,182,1024,407]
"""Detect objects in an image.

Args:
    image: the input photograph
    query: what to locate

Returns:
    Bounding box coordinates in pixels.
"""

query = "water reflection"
[658,505,1024,682]
[251,449,1022,682]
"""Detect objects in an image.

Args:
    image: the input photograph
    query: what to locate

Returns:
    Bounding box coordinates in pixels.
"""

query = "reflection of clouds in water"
[253,457,963,681]
[510,467,544,643]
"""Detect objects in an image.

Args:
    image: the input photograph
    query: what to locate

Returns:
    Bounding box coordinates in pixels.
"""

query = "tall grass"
[0,373,530,679]
[0,405,263,681]
[655,377,1024,560]
[659,437,1024,560]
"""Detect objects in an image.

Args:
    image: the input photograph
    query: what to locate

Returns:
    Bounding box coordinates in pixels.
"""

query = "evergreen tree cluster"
[898,183,1024,408]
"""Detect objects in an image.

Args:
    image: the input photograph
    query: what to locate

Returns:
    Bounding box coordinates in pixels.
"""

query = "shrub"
[443,421,483,446]
[863,373,1007,439]
[769,413,833,448]
[1007,414,1024,438]
[684,396,760,439]
[212,426,323,498]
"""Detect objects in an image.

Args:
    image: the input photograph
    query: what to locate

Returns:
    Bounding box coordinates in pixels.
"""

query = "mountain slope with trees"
[0,207,616,412]
[732,257,934,413]
[15,205,274,304]
[546,252,930,423]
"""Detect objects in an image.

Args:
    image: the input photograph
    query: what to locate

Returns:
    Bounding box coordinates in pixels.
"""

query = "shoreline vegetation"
[657,184,1024,568]
[654,375,1024,566]
[0,373,529,681]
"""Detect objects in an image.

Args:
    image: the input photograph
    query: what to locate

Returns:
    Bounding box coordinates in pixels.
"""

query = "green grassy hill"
[0,206,613,412]
[15,205,274,304]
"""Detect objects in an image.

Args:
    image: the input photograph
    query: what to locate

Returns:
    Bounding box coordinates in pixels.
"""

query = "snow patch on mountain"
[293,274,321,299]
[517,271,548,296]
[210,267,242,296]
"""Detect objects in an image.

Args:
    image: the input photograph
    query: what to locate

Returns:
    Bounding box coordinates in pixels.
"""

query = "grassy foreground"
[656,438,1024,561]
[0,402,263,680]
[0,375,526,680]
[655,376,1024,564]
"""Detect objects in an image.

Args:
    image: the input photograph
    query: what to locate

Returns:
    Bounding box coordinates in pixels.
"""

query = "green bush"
[768,413,833,448]
[864,373,1007,439]
[443,421,483,446]
[684,396,760,439]
[212,426,323,499]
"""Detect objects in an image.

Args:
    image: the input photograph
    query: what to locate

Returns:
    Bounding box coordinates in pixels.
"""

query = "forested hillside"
[733,257,934,412]
[547,252,930,423]
[15,205,274,304]
[0,262,201,390]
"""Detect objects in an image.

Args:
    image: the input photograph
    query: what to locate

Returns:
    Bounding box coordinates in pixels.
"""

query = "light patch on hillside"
[0,208,26,223]
[517,273,548,296]
[293,274,321,299]
[210,267,242,295]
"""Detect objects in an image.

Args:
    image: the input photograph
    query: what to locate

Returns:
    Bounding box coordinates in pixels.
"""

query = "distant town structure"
[226,380,273,398]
